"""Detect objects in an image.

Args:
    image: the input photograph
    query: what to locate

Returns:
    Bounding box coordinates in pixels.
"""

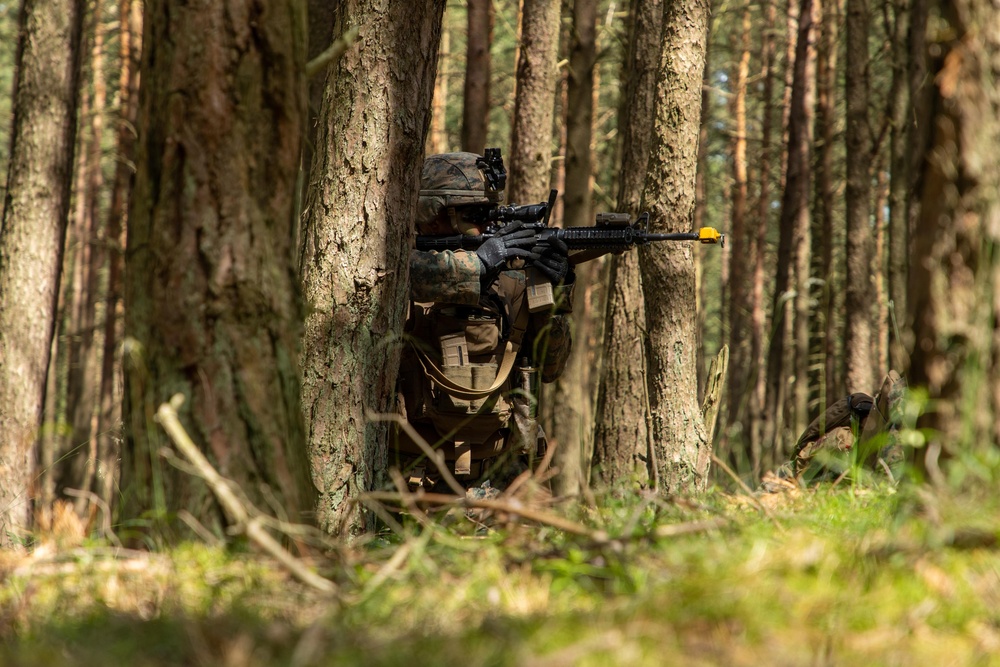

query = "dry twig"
[155,394,336,595]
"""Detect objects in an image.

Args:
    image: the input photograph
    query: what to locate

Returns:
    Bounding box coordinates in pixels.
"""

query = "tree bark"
[508,0,561,205]
[639,0,711,493]
[812,0,841,419]
[299,0,445,535]
[462,0,493,154]
[844,0,874,394]
[765,0,814,463]
[543,0,597,498]
[886,0,909,372]
[123,0,313,537]
[725,1,751,454]
[61,0,107,509]
[0,0,84,543]
[97,0,142,508]
[749,0,777,478]
[592,0,663,491]
[908,0,1000,472]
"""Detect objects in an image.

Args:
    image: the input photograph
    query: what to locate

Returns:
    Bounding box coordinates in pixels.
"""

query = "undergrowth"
[2,472,1000,667]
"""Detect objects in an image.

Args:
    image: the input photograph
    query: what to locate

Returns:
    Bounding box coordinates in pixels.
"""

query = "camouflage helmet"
[416,149,506,234]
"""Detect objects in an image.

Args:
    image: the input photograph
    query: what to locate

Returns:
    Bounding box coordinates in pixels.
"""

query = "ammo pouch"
[402,281,531,476]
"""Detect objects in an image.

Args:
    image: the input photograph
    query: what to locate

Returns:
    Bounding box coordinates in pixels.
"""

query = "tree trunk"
[462,0,492,154]
[427,26,450,155]
[0,0,84,543]
[792,0,816,439]
[299,0,445,536]
[844,0,874,394]
[97,0,142,508]
[749,0,777,478]
[725,1,751,456]
[62,0,107,510]
[639,0,711,493]
[765,0,813,464]
[812,0,840,420]
[908,0,1000,474]
[886,0,909,372]
[123,0,314,538]
[543,0,597,498]
[592,0,662,491]
[508,0,561,205]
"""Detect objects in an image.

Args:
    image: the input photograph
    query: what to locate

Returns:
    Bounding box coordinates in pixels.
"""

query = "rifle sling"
[415,281,529,401]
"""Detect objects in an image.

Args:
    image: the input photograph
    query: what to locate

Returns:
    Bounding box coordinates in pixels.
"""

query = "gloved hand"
[476,221,538,286]
[527,235,570,284]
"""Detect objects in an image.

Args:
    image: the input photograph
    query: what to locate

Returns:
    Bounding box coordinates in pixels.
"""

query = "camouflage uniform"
[764,371,907,489]
[393,151,574,490]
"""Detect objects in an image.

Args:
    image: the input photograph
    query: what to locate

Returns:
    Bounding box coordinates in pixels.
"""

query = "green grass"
[2,481,1000,666]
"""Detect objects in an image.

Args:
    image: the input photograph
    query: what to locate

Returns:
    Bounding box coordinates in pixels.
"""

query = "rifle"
[415,189,724,266]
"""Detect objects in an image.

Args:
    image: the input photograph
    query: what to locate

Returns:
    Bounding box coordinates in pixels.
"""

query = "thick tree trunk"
[639,0,711,493]
[0,0,84,543]
[908,0,1000,473]
[592,0,662,491]
[299,0,445,535]
[462,0,492,154]
[844,0,874,394]
[123,0,313,537]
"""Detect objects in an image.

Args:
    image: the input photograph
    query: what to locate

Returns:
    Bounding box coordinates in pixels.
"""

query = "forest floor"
[2,472,1000,666]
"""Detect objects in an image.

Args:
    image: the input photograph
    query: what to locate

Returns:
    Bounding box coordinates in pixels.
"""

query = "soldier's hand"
[475,222,537,286]
[527,236,570,284]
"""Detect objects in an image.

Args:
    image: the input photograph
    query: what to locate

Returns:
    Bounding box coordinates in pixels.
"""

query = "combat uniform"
[392,151,574,490]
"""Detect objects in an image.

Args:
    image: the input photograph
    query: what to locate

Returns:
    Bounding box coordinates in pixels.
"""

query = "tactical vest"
[394,270,540,479]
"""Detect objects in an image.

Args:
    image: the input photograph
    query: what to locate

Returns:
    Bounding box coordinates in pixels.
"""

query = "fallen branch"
[155,394,336,595]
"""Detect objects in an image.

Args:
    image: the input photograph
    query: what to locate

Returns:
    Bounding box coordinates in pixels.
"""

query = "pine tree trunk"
[792,0,816,439]
[0,0,84,543]
[97,0,141,508]
[639,0,711,493]
[887,0,909,372]
[844,0,874,394]
[63,0,107,510]
[725,2,751,455]
[592,0,662,491]
[123,0,314,538]
[427,27,450,155]
[299,0,445,535]
[543,0,597,498]
[749,0,777,478]
[908,0,1000,473]
[508,0,560,205]
[813,0,842,420]
[462,0,492,154]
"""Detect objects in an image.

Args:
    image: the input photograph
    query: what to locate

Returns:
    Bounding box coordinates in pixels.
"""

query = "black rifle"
[415,189,724,265]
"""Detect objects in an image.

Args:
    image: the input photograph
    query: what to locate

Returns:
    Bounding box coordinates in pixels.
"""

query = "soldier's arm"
[409,249,483,305]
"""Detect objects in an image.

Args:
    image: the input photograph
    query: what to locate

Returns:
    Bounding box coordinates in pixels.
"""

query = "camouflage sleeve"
[409,249,482,305]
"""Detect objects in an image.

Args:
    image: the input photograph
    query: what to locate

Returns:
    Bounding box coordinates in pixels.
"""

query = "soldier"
[392,150,574,493]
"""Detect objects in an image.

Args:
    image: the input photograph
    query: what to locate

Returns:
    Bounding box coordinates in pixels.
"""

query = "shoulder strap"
[414,280,530,401]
